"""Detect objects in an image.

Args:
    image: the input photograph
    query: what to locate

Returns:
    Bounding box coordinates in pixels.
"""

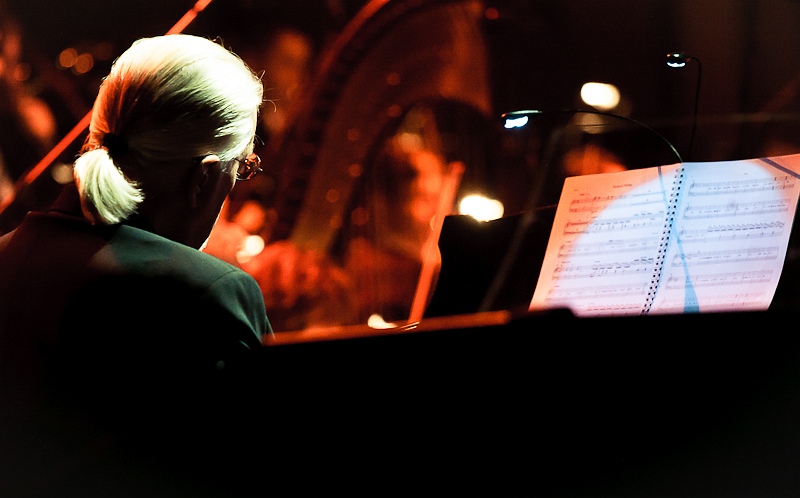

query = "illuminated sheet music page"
[529,154,800,316]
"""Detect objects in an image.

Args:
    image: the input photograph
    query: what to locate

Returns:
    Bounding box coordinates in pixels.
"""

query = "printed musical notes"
[529,154,800,316]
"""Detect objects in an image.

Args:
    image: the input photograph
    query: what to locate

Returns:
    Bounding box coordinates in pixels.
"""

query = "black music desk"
[256,309,800,497]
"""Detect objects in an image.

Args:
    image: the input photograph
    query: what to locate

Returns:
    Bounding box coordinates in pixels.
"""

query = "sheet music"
[529,154,800,316]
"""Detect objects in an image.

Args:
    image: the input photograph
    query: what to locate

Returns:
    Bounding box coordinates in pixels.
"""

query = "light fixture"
[666,52,702,160]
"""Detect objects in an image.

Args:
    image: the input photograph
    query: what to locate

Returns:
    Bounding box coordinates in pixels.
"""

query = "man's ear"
[190,154,221,208]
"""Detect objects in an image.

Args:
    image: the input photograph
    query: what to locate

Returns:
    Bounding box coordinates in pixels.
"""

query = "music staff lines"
[683,199,791,219]
[564,210,665,235]
[568,191,669,213]
[581,302,645,315]
[553,257,654,279]
[655,292,767,312]
[662,269,772,289]
[556,237,660,258]
[545,282,647,301]
[669,246,779,266]
[676,221,785,244]
[686,176,795,197]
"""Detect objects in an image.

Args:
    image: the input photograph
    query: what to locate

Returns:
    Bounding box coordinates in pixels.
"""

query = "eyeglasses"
[236,152,262,181]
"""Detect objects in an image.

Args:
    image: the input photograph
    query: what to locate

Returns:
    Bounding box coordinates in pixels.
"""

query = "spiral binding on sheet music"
[642,165,685,314]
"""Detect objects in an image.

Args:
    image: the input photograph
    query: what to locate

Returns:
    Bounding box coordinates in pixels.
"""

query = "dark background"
[9,0,800,163]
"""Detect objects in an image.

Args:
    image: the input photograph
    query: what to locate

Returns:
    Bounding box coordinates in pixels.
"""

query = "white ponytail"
[73,147,144,224]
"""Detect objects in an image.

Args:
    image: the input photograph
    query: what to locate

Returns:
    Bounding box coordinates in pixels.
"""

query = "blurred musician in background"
[0,2,58,207]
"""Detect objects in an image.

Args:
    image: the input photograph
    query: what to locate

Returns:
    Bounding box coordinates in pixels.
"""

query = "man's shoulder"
[104,225,270,338]
[114,224,248,281]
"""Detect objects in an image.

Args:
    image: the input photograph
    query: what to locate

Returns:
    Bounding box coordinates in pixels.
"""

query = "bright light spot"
[73,53,94,74]
[58,48,78,68]
[666,53,686,67]
[397,131,423,150]
[504,115,529,129]
[50,163,74,184]
[580,82,620,111]
[236,235,265,264]
[367,314,397,329]
[459,194,504,221]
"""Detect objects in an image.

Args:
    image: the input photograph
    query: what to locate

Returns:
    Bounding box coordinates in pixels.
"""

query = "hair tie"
[102,133,129,157]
